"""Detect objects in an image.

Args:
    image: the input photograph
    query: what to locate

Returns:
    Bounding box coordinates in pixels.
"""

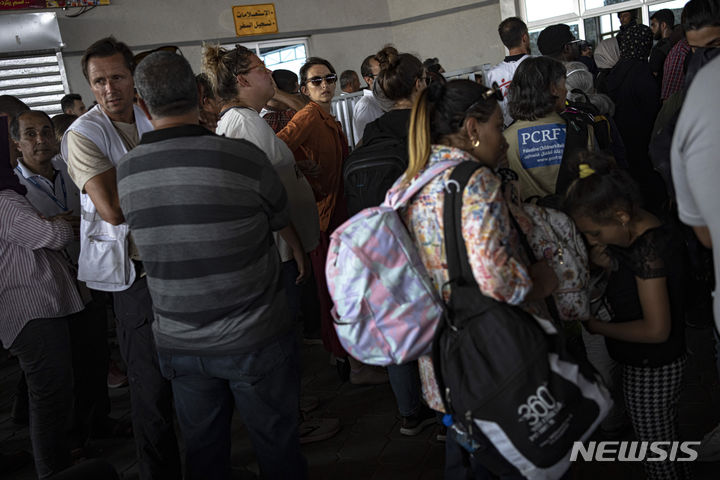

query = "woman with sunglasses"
[395,79,557,478]
[277,58,369,382]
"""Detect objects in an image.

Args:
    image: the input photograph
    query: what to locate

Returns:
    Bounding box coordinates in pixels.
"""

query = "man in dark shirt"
[649,9,677,82]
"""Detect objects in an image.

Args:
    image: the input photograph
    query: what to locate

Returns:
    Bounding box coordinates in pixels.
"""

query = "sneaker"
[299,416,341,444]
[107,361,128,389]
[698,423,720,462]
[400,404,436,436]
[436,425,447,442]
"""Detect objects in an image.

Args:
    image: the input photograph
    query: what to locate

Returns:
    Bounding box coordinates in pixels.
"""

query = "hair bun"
[376,45,399,70]
[427,80,446,102]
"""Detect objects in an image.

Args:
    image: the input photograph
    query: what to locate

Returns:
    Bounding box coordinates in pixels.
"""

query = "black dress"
[604,223,686,367]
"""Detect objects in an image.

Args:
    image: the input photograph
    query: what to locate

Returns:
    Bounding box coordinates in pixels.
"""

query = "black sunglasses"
[464,82,503,114]
[306,74,337,86]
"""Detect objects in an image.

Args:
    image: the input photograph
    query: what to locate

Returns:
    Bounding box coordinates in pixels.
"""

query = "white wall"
[35,0,393,102]
[387,0,505,73]
[2,0,507,104]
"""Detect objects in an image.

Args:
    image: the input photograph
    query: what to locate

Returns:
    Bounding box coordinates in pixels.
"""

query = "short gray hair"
[134,51,198,118]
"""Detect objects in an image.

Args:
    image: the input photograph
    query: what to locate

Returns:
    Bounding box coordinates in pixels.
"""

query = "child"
[564,152,688,480]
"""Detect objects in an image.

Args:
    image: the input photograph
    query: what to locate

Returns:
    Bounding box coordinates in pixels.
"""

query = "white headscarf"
[594,37,621,69]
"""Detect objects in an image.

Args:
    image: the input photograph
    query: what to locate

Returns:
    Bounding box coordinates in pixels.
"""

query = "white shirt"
[671,55,720,331]
[352,89,384,145]
[486,54,531,127]
[216,107,320,261]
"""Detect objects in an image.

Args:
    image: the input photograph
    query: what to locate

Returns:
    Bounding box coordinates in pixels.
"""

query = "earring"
[472,138,480,148]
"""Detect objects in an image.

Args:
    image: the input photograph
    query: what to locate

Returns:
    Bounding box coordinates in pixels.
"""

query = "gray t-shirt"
[671,54,720,330]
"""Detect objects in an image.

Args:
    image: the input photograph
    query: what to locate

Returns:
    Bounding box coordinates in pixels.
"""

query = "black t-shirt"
[604,224,686,367]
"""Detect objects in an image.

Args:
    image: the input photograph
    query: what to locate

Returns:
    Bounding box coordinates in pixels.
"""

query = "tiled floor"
[1,321,719,479]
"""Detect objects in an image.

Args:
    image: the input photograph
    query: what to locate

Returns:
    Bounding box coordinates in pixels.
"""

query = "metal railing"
[330,65,492,150]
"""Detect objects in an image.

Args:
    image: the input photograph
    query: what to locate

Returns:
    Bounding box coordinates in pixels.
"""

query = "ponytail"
[405,88,432,182]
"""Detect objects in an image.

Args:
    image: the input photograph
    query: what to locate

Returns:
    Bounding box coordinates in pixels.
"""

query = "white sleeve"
[352,98,370,145]
[670,59,720,228]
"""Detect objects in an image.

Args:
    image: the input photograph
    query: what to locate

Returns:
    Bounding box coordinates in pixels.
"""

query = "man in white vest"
[62,37,180,480]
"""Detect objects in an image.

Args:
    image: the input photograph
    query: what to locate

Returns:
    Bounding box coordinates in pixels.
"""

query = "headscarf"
[564,62,616,116]
[594,38,621,69]
[617,23,653,61]
[0,116,26,195]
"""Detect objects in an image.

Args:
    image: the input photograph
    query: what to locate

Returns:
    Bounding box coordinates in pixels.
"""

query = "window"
[224,37,309,77]
[0,52,69,116]
[514,0,681,50]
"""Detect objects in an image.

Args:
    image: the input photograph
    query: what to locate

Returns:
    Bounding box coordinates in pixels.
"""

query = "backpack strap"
[443,161,481,289]
[385,159,461,210]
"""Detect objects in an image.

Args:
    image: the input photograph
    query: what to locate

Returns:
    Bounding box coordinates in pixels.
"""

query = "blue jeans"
[157,331,307,480]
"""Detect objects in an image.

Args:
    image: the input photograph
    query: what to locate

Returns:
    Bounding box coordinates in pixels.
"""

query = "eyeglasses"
[133,46,182,65]
[237,61,268,75]
[464,82,503,114]
[305,74,337,86]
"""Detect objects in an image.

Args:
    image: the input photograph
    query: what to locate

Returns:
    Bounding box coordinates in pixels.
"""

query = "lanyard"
[16,165,68,212]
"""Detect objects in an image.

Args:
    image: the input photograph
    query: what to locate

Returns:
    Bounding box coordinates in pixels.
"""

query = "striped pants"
[623,355,690,480]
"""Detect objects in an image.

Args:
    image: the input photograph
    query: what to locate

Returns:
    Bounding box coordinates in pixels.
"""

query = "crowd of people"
[1,0,720,478]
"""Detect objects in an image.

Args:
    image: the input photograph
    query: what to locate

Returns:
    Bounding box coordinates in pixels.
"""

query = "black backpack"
[432,161,612,479]
[555,94,614,197]
[343,132,407,216]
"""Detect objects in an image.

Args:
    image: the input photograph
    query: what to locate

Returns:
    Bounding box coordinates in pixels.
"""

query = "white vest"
[486,54,531,128]
[61,104,153,292]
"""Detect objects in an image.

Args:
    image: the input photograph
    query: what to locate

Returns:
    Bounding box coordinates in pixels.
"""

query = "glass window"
[649,0,686,25]
[584,0,634,10]
[231,38,309,77]
[525,0,577,23]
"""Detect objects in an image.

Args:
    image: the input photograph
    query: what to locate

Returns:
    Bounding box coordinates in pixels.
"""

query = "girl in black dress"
[564,152,688,480]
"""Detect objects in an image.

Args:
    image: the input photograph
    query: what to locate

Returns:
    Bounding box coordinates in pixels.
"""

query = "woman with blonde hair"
[394,79,557,477]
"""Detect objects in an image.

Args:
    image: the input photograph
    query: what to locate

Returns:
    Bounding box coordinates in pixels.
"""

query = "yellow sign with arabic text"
[233,4,278,37]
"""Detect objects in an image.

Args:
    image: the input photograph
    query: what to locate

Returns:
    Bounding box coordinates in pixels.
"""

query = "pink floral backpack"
[325,160,458,365]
